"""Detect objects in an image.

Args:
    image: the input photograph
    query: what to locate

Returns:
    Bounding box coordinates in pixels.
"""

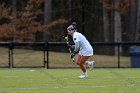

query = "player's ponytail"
[71,22,77,30]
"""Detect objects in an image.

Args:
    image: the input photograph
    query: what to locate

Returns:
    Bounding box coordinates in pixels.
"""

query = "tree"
[136,0,140,41]
[43,0,52,41]
[114,0,122,55]
[127,0,137,41]
[101,0,135,42]
[15,0,44,42]
[101,0,135,55]
[0,0,68,42]
[102,0,110,42]
[0,3,13,41]
[12,0,17,42]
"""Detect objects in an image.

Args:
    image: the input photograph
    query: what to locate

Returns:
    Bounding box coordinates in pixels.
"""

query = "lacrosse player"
[67,22,95,78]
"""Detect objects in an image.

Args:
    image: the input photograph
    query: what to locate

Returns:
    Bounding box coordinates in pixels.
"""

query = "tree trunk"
[12,0,17,42]
[128,0,137,41]
[44,0,52,41]
[68,0,72,17]
[136,0,140,41]
[103,2,111,54]
[103,4,110,42]
[114,0,122,55]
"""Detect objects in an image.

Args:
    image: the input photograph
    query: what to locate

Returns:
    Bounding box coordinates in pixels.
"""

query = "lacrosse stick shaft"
[64,36,75,62]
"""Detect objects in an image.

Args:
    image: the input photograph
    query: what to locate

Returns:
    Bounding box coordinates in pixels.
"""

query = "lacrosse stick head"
[64,36,68,41]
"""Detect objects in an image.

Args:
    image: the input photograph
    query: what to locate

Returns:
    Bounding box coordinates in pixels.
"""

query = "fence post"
[8,43,10,68]
[43,42,46,68]
[44,42,49,69]
[118,43,120,68]
[9,42,13,68]
[46,42,49,69]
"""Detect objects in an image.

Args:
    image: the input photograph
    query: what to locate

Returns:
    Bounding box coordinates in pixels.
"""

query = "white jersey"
[73,32,93,56]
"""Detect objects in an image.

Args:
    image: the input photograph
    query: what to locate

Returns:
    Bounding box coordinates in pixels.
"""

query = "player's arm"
[68,44,75,49]
[74,41,80,53]
[68,42,80,52]
[70,41,80,58]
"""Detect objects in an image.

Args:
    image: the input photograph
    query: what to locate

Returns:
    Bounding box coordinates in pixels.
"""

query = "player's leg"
[76,54,90,78]
[86,60,95,70]
[78,56,90,72]
[75,54,82,65]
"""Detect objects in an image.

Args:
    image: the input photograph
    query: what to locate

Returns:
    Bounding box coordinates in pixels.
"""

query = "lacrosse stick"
[64,35,75,62]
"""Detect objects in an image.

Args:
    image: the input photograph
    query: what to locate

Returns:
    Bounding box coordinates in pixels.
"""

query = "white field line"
[0,84,140,91]
[64,84,140,89]
[0,87,39,91]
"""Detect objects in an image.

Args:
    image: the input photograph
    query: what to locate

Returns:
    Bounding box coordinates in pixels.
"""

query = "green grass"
[0,68,139,93]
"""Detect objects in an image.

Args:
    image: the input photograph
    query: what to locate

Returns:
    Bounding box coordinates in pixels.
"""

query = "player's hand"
[71,53,75,59]
[67,44,72,48]
[68,44,75,49]
[71,51,77,59]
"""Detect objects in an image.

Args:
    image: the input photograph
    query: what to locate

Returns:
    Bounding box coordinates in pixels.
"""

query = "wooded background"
[0,0,140,42]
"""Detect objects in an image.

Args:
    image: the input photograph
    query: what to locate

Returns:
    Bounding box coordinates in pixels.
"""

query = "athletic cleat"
[79,73,88,78]
[88,61,95,71]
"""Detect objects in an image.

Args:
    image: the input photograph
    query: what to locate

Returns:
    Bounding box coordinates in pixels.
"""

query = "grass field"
[0,68,139,93]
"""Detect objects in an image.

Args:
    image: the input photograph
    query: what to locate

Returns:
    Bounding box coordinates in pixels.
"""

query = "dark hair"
[71,22,77,30]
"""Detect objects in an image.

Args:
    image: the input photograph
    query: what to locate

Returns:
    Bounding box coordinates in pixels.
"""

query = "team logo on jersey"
[74,38,76,40]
